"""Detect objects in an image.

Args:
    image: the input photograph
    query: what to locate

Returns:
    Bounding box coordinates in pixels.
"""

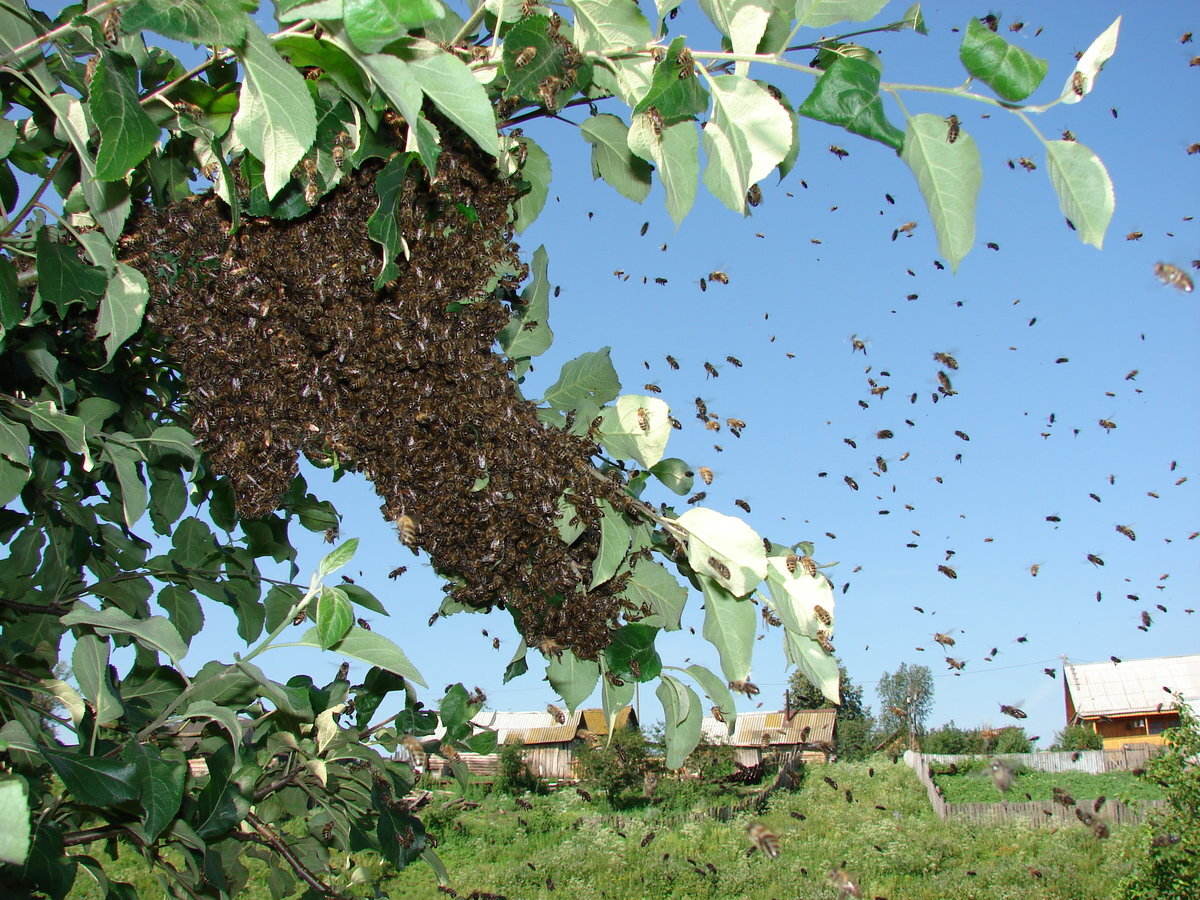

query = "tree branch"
[241,812,350,900]
[62,824,142,848]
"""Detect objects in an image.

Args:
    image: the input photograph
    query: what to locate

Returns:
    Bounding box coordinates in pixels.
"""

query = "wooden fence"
[903,750,1163,826]
[909,746,1160,775]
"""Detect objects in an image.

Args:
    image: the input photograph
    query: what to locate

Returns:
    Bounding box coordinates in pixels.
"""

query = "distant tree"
[921,721,982,755]
[877,663,935,743]
[1051,724,1104,751]
[787,661,875,760]
[990,727,1032,754]
[494,742,541,796]
[575,727,649,805]
[1122,697,1200,900]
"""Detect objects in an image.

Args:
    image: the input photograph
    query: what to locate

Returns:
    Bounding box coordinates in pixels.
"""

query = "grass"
[67,756,1145,900]
[931,766,1165,805]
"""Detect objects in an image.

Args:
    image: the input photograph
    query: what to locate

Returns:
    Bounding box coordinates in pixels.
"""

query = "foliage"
[1122,697,1200,900]
[574,726,649,804]
[787,659,875,760]
[922,723,1031,755]
[493,741,542,797]
[877,662,934,738]
[932,768,1162,805]
[0,0,1124,895]
[1051,724,1105,751]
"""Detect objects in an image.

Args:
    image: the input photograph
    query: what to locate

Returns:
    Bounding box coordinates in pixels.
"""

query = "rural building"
[1063,653,1200,749]
[418,706,638,781]
[699,709,836,765]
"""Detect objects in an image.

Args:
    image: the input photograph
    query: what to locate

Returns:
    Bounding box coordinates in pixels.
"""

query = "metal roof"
[726,709,836,747]
[700,716,735,744]
[432,707,637,746]
[1065,654,1200,718]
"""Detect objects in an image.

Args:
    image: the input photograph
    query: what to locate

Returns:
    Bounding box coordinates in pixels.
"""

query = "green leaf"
[601,664,635,730]
[0,2,56,95]
[628,113,699,224]
[123,0,247,45]
[590,501,630,590]
[604,624,661,682]
[580,114,653,204]
[0,414,30,467]
[784,631,840,705]
[37,680,85,728]
[180,699,245,757]
[545,649,599,711]
[635,36,709,117]
[503,640,528,683]
[1044,140,1114,250]
[798,57,904,151]
[464,729,498,755]
[35,229,107,315]
[697,1,772,77]
[72,634,122,726]
[512,137,552,234]
[148,425,200,466]
[61,603,188,666]
[158,585,204,644]
[360,53,442,172]
[542,347,621,410]
[598,396,672,468]
[677,506,767,597]
[500,244,553,358]
[1060,17,1121,103]
[96,264,149,365]
[406,46,500,158]
[698,575,756,683]
[100,439,147,529]
[296,625,427,686]
[649,457,693,496]
[655,675,701,769]
[273,35,372,108]
[192,742,249,839]
[315,585,354,649]
[89,55,159,181]
[0,255,22,330]
[0,778,30,866]
[702,75,794,214]
[125,743,185,843]
[345,0,444,53]
[900,112,982,271]
[620,559,687,631]
[366,152,416,289]
[502,15,568,102]
[264,584,302,633]
[895,2,927,35]
[339,583,389,616]
[793,0,889,30]
[40,746,137,807]
[685,663,736,732]
[764,554,830,638]
[237,661,314,719]
[233,22,317,201]
[318,538,359,578]
[46,94,131,239]
[958,18,1048,102]
[568,0,652,56]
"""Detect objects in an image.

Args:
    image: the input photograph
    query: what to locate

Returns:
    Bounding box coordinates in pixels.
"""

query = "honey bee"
[746,822,780,858]
[200,160,220,181]
[1029,563,1040,577]
[1115,524,1136,541]
[1087,554,1104,567]
[1189,144,1200,155]
[954,430,970,441]
[646,106,664,137]
[709,271,729,284]
[989,759,1014,793]
[829,145,849,159]
[1071,70,1086,96]
[698,465,713,485]
[945,657,965,671]
[814,605,833,626]
[439,742,460,762]
[937,565,957,579]
[1098,419,1116,432]
[537,637,564,659]
[945,114,960,143]
[707,556,731,579]
[1153,262,1194,292]
[628,658,642,679]
[844,438,857,449]
[643,383,661,393]
[799,556,817,577]
[933,631,956,647]
[1000,704,1027,719]
[513,45,537,68]
[687,491,707,504]
[876,429,894,440]
[636,407,650,432]
[729,680,760,696]
[875,456,887,473]
[666,355,680,370]
[396,513,418,553]
[401,734,425,758]
[102,8,122,45]
[321,820,336,842]
[746,184,762,207]
[828,867,863,898]
[173,99,205,120]
[604,670,625,687]
[850,335,867,355]
[844,475,859,491]
[304,181,319,206]
[734,498,751,513]
[356,618,371,631]
[1126,230,1143,241]
[1018,157,1036,171]
[293,609,308,626]
[704,362,719,378]
[726,355,743,367]
[547,703,566,724]
[699,277,707,291]
[933,352,959,370]
[1140,610,1152,629]
[726,417,746,430]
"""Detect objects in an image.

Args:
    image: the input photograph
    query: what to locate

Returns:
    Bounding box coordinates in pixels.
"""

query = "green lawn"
[68,757,1146,900]
[931,766,1164,805]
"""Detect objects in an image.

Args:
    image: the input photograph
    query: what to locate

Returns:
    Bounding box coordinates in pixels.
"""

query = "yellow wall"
[1100,733,1166,750]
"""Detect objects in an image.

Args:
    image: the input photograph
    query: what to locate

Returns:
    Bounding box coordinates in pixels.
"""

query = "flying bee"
[173,99,205,120]
[876,429,894,439]
[547,703,566,724]
[729,680,760,696]
[321,820,336,842]
[709,270,729,284]
[200,160,220,181]
[707,556,731,579]
[1087,554,1104,567]
[1017,157,1037,172]
[747,822,780,858]
[493,637,500,649]
[687,491,707,504]
[1000,704,1027,719]
[934,352,959,370]
[746,183,763,207]
[1153,262,1194,291]
[537,637,564,659]
[946,657,965,670]
[396,514,419,553]
[938,565,957,579]
[726,355,743,367]
[955,430,970,441]
[699,277,707,291]
[933,631,956,647]
[850,334,867,355]
[704,361,719,378]
[1116,524,1136,541]
[844,438,857,449]
[711,705,725,723]
[828,867,863,898]
[513,45,537,68]
[844,475,859,491]
[666,354,680,370]
[643,383,661,393]
[698,465,713,485]
[946,114,960,143]
[1071,70,1086,96]
[814,605,833,626]
[646,105,664,137]
[875,456,888,473]
[734,498,751,513]
[937,371,956,394]
[636,407,650,432]
[356,618,371,631]
[829,145,849,159]
[989,759,1014,793]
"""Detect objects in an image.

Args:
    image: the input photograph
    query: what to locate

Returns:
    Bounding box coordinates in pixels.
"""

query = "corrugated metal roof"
[700,716,734,744]
[432,707,638,746]
[1065,654,1200,718]
[730,709,836,746]
[580,706,638,735]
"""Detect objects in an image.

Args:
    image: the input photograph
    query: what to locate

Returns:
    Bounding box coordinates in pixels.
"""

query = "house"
[419,706,638,781]
[698,709,836,765]
[1063,653,1200,749]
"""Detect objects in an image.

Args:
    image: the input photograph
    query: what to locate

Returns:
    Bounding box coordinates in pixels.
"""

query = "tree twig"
[242,811,350,899]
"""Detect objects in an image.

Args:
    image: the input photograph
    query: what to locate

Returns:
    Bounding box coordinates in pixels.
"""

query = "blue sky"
[20,1,1198,749]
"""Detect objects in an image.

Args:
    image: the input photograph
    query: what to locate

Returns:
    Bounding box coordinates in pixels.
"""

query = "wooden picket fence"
[903,750,1164,826]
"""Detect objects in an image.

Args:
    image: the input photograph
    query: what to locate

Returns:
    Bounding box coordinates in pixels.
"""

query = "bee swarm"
[128,135,635,658]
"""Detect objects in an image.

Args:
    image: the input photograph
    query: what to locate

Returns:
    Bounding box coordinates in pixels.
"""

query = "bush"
[922,721,984,754]
[1122,697,1200,900]
[1051,724,1104,751]
[494,742,542,796]
[575,727,649,804]
[991,727,1033,754]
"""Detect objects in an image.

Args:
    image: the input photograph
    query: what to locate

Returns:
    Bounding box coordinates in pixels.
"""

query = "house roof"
[432,707,637,746]
[1065,654,1200,718]
[698,710,836,746]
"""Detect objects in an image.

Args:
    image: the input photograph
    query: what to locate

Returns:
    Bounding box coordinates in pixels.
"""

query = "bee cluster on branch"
[126,129,639,659]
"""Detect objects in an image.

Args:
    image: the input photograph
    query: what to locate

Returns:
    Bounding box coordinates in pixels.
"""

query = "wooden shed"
[1064,653,1199,750]
[699,709,836,765]
[423,707,638,781]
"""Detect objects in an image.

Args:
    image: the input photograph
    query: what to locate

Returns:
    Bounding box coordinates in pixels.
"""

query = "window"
[1149,715,1181,735]
[1126,718,1146,730]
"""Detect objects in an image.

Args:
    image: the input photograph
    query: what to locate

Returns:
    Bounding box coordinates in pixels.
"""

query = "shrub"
[574,727,649,804]
[922,721,984,754]
[494,742,542,796]
[991,727,1033,754]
